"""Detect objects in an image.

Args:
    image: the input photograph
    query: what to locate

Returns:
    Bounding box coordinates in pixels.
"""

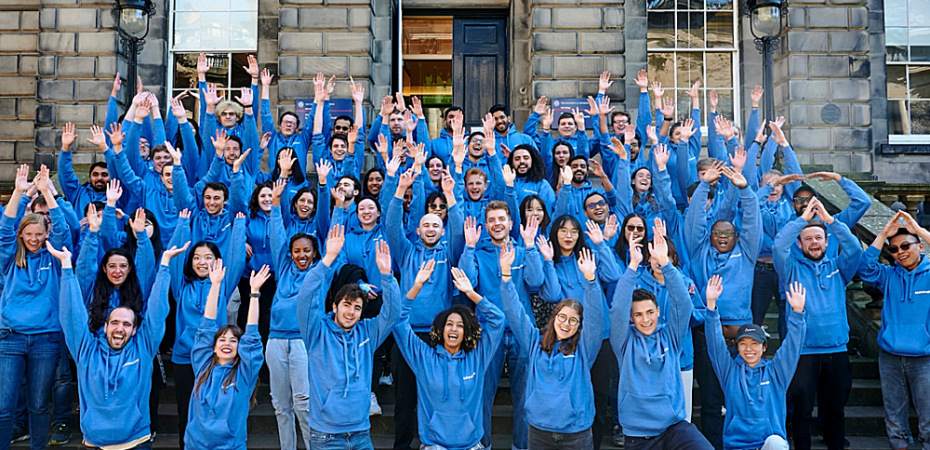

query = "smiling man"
[773,197,862,450]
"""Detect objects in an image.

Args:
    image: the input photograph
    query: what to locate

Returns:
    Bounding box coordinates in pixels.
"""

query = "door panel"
[453,17,507,127]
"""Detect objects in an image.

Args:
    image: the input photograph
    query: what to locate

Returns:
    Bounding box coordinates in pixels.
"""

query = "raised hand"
[86,203,102,232]
[772,173,805,188]
[440,169,455,194]
[315,160,332,184]
[628,236,643,269]
[380,95,394,117]
[464,216,482,247]
[410,96,424,118]
[234,86,253,107]
[451,267,477,298]
[608,136,628,160]
[769,119,788,146]
[162,242,190,266]
[720,164,748,189]
[659,96,675,119]
[404,110,417,133]
[501,164,516,187]
[705,274,723,310]
[85,125,107,151]
[623,121,636,144]
[271,179,286,205]
[483,129,497,157]
[648,225,669,266]
[688,79,702,100]
[679,118,696,141]
[807,171,841,182]
[106,180,122,206]
[520,215,539,247]
[204,83,223,107]
[537,236,555,262]
[585,219,605,245]
[703,160,724,184]
[572,107,586,129]
[708,90,718,112]
[588,159,607,180]
[129,208,147,234]
[598,96,615,116]
[164,141,182,165]
[330,187,346,206]
[351,80,365,104]
[634,69,648,92]
[646,125,658,145]
[61,123,76,150]
[375,133,390,165]
[231,148,252,173]
[715,115,734,140]
[325,224,346,260]
[541,108,554,130]
[560,164,573,186]
[534,97,548,115]
[754,120,767,143]
[585,96,598,117]
[395,91,406,111]
[13,164,30,193]
[110,72,122,98]
[243,54,259,79]
[135,99,152,120]
[325,75,336,98]
[347,125,359,148]
[211,129,229,157]
[599,71,613,93]
[197,53,211,77]
[811,197,834,224]
[577,247,597,281]
[651,81,665,99]
[801,197,819,222]
[654,143,670,170]
[261,68,274,86]
[603,215,619,241]
[170,97,188,120]
[208,259,226,286]
[385,153,403,178]
[46,242,72,266]
[396,169,417,191]
[750,85,764,108]
[499,241,516,273]
[414,259,436,286]
[729,146,747,172]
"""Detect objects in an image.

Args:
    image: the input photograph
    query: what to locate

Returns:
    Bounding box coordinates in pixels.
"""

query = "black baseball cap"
[735,324,767,344]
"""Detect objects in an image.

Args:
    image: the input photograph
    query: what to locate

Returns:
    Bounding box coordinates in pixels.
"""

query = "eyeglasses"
[281,120,298,126]
[220,111,238,117]
[556,313,579,326]
[712,230,736,237]
[626,225,645,232]
[429,203,448,210]
[889,242,918,254]
[559,228,580,237]
[793,196,814,204]
[586,200,607,210]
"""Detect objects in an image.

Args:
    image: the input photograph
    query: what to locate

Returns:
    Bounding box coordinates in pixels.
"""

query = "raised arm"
[56,123,82,202]
[772,281,807,389]
[53,245,91,357]
[500,245,539,350]
[372,241,402,346]
[703,275,734,385]
[297,224,344,339]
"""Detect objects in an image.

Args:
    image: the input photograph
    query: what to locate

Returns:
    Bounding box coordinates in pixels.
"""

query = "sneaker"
[843,438,851,449]
[48,424,70,445]
[612,425,625,447]
[10,427,29,444]
[369,392,382,416]
[379,373,393,386]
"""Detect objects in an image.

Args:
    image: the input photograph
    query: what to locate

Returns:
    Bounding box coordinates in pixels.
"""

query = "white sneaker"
[379,373,393,386]
[369,392,382,416]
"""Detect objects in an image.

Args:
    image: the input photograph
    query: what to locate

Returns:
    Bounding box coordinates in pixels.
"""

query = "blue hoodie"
[459,237,545,328]
[430,127,454,163]
[756,185,796,260]
[57,150,112,219]
[260,97,316,176]
[514,177,556,215]
[523,112,590,177]
[505,278,603,434]
[330,207,386,286]
[297,264,401,434]
[774,217,861,354]
[541,242,620,340]
[173,164,248,260]
[310,132,363,183]
[609,265,692,437]
[634,270,704,371]
[0,207,71,333]
[552,180,612,226]
[269,206,316,340]
[113,149,178,250]
[184,318,264,450]
[859,246,930,356]
[386,196,466,332]
[686,181,762,325]
[59,265,169,447]
[168,216,247,364]
[706,308,806,450]
[75,228,156,325]
[281,180,330,240]
[392,293,504,449]
[243,209,273,277]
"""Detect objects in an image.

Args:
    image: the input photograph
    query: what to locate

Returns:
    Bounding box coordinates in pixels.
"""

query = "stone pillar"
[775,0,872,173]
[0,4,39,180]
[528,0,625,127]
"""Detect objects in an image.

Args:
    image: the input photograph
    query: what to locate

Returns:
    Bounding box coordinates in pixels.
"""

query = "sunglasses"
[555,313,579,326]
[889,242,918,254]
[712,230,736,237]
[334,126,350,132]
[586,200,607,210]
[428,203,448,210]
[793,196,814,204]
[626,225,645,232]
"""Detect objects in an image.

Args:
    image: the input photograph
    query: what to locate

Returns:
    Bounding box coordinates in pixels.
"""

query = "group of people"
[0,53,928,450]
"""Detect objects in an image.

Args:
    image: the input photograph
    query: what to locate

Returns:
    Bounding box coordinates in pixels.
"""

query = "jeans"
[760,435,789,450]
[13,344,72,429]
[527,425,593,450]
[392,332,431,450]
[421,443,485,450]
[482,330,528,450]
[692,327,724,450]
[879,350,930,450]
[0,330,62,450]
[751,263,786,339]
[308,428,374,450]
[590,339,613,450]
[788,352,852,450]
[624,421,713,450]
[267,338,313,450]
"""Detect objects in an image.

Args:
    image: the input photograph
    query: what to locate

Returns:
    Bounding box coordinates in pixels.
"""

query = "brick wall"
[0,4,39,180]
[774,0,872,173]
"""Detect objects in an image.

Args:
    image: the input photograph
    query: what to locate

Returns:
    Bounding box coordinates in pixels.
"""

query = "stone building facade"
[0,0,927,183]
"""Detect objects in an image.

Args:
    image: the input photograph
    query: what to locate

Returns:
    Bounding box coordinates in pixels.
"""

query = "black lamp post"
[744,0,788,122]
[113,0,157,101]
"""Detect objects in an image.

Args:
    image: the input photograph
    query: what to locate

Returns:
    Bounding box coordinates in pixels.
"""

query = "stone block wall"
[774,0,873,173]
[0,4,39,180]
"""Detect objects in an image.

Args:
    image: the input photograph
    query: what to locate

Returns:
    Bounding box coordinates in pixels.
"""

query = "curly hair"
[430,305,482,353]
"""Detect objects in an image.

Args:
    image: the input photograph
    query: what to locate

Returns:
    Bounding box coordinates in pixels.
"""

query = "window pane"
[201,0,231,12]
[707,0,733,10]
[173,12,201,50]
[201,12,230,49]
[676,90,691,120]
[403,17,453,56]
[911,101,930,133]
[678,12,705,49]
[887,27,908,62]
[174,0,202,12]
[705,52,732,88]
[887,65,908,98]
[229,0,257,10]
[203,53,230,88]
[230,53,252,89]
[714,89,734,120]
[648,12,675,48]
[888,99,908,134]
[230,11,257,50]
[909,0,930,26]
[910,65,930,98]
[648,52,675,89]
[886,0,907,26]
[403,60,453,100]
[173,53,200,90]
[911,28,930,61]
[648,0,675,10]
[707,11,734,48]
[676,52,702,88]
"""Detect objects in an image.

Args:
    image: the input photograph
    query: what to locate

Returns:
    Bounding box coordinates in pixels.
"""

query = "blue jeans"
[267,338,313,450]
[14,343,71,428]
[751,263,786,336]
[879,350,930,450]
[482,330,528,450]
[0,330,62,450]
[308,428,374,450]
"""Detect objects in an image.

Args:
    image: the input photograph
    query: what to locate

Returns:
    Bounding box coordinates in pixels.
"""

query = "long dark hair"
[290,186,317,220]
[520,195,551,233]
[270,147,306,186]
[194,324,244,399]
[249,181,274,218]
[549,140,575,188]
[184,242,221,281]
[362,168,385,197]
[89,248,143,334]
[614,213,649,262]
[124,209,162,259]
[425,192,447,222]
[508,144,547,183]
[430,305,481,353]
[540,299,584,356]
[551,214,589,263]
[631,167,659,212]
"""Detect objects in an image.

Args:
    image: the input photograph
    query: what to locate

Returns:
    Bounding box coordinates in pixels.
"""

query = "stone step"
[691,378,883,407]
[690,406,918,437]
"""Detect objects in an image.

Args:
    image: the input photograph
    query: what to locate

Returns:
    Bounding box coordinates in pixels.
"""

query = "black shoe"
[612,425,625,447]
[843,437,851,449]
[10,427,29,444]
[48,424,71,445]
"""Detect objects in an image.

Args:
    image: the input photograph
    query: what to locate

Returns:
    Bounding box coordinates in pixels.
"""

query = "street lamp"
[744,0,788,122]
[113,0,157,100]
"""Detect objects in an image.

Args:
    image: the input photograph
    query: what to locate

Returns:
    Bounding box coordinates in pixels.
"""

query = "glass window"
[402,17,453,139]
[647,3,739,125]
[885,0,930,138]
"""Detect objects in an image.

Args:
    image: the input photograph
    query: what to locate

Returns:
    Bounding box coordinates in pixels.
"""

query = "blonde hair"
[215,100,243,121]
[16,214,47,269]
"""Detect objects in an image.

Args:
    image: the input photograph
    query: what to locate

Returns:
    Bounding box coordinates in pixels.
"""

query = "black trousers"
[173,363,195,450]
[691,327,725,450]
[148,354,166,435]
[788,352,853,450]
[591,339,615,450]
[392,332,431,450]
[625,421,713,450]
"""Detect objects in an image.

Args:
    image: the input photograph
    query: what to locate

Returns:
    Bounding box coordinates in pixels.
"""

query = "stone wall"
[0,3,39,180]
[774,0,872,173]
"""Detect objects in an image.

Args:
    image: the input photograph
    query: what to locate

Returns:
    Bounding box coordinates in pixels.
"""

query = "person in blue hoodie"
[488,104,538,152]
[309,78,363,182]
[523,98,590,164]
[296,225,400,450]
[773,197,862,450]
[429,106,463,163]
[52,229,186,450]
[858,211,930,450]
[552,156,616,226]
[167,209,247,450]
[57,122,114,218]
[267,180,321,450]
[505,242,604,449]
[610,226,712,450]
[704,276,807,450]
[386,168,466,450]
[459,201,546,450]
[392,259,505,450]
[509,144,556,213]
[185,261,267,450]
[0,165,72,450]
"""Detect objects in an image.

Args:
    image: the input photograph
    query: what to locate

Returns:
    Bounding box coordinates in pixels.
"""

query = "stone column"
[0,5,39,180]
